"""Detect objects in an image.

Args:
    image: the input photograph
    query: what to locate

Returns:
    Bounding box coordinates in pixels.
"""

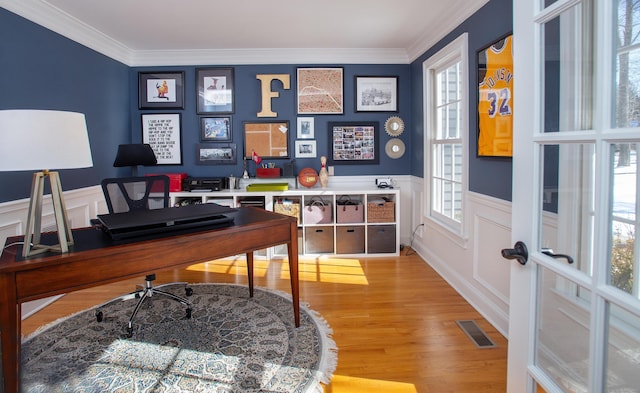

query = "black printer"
[182,177,226,191]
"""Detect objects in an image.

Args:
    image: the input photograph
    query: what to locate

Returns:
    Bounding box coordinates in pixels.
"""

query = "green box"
[246,183,289,191]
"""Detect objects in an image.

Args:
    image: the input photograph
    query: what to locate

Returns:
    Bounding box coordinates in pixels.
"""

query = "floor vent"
[456,320,497,348]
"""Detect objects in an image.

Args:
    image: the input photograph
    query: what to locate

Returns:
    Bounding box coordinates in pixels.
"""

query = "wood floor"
[21,250,508,392]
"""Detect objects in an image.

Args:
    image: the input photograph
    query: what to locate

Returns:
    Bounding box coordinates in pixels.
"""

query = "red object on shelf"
[147,173,187,191]
[256,167,280,178]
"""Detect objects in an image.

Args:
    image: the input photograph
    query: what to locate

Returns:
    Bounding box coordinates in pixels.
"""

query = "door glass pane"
[536,266,591,392]
[542,3,593,132]
[609,143,637,296]
[614,0,640,129]
[606,303,640,391]
[540,143,595,276]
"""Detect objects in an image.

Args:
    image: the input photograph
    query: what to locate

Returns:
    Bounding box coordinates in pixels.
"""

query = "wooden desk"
[0,206,299,393]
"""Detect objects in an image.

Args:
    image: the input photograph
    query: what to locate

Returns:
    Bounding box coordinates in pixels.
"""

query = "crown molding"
[406,0,489,62]
[1,0,132,65]
[129,47,410,66]
[2,1,410,65]
[3,0,485,66]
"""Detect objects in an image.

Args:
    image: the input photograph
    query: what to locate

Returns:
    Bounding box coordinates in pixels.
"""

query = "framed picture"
[197,143,237,165]
[294,140,317,158]
[200,116,231,142]
[138,71,185,109]
[297,67,343,114]
[196,67,235,114]
[141,113,182,165]
[355,76,398,112]
[243,120,289,159]
[296,117,314,139]
[477,33,513,157]
[328,121,379,165]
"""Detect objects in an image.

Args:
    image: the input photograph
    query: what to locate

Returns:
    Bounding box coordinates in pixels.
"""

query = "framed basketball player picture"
[477,33,513,157]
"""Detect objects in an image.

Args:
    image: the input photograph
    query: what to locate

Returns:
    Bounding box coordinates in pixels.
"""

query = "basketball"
[298,167,318,188]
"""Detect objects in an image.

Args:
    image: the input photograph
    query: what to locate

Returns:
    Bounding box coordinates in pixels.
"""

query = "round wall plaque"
[385,139,406,159]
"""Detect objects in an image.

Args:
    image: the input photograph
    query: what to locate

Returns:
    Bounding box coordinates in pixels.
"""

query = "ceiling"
[2,0,489,65]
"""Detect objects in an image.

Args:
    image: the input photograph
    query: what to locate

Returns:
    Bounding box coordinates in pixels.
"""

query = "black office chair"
[98,175,192,336]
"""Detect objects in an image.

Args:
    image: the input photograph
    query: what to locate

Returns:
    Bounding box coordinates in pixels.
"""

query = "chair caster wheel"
[185,287,193,296]
[134,293,141,299]
[126,327,133,338]
[95,311,103,322]
[186,308,192,319]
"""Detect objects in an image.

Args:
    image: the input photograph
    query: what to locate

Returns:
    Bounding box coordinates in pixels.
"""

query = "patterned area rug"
[21,283,337,392]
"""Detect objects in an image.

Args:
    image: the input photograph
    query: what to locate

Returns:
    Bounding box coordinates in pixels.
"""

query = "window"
[423,33,468,238]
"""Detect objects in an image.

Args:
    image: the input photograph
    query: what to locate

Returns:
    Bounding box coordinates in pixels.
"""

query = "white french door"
[508,0,640,392]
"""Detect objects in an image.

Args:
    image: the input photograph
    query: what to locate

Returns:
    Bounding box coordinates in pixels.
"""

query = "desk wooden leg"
[246,251,254,298]
[287,220,300,327]
[1,273,20,393]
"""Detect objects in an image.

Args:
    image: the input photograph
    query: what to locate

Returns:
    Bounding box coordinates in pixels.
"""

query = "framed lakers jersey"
[477,34,513,157]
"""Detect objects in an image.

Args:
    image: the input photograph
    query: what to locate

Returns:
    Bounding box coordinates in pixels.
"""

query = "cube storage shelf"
[170,188,400,257]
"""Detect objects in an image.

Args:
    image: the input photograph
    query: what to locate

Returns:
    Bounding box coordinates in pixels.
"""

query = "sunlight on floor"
[292,257,369,285]
[187,256,369,285]
[325,375,417,393]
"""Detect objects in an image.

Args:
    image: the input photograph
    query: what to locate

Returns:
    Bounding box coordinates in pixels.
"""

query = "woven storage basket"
[273,199,301,224]
[367,199,395,223]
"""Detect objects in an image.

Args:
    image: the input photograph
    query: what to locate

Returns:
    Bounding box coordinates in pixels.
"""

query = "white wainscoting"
[0,185,106,318]
[411,187,513,338]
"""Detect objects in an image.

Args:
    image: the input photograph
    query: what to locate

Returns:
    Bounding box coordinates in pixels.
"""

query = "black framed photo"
[200,116,231,142]
[243,120,290,159]
[328,121,379,165]
[196,67,235,114]
[297,67,343,114]
[138,71,185,109]
[355,76,398,112]
[141,113,182,165]
[197,143,237,165]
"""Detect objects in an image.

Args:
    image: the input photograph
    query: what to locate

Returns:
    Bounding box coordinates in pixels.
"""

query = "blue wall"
[130,64,413,179]
[410,0,513,201]
[1,0,514,204]
[0,8,130,203]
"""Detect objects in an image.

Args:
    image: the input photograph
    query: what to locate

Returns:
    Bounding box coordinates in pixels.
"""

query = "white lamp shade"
[0,109,93,171]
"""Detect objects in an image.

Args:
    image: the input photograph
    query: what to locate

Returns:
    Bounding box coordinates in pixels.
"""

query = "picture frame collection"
[137,67,399,166]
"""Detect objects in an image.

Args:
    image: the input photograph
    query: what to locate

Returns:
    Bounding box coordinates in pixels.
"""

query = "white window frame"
[423,33,469,242]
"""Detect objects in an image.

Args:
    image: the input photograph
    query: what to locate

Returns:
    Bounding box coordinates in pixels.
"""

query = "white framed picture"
[141,113,182,165]
[296,117,314,139]
[295,140,317,158]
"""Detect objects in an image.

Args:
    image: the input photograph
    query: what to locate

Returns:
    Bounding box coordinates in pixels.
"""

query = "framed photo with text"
[141,113,182,165]
[138,71,185,109]
[196,68,235,114]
